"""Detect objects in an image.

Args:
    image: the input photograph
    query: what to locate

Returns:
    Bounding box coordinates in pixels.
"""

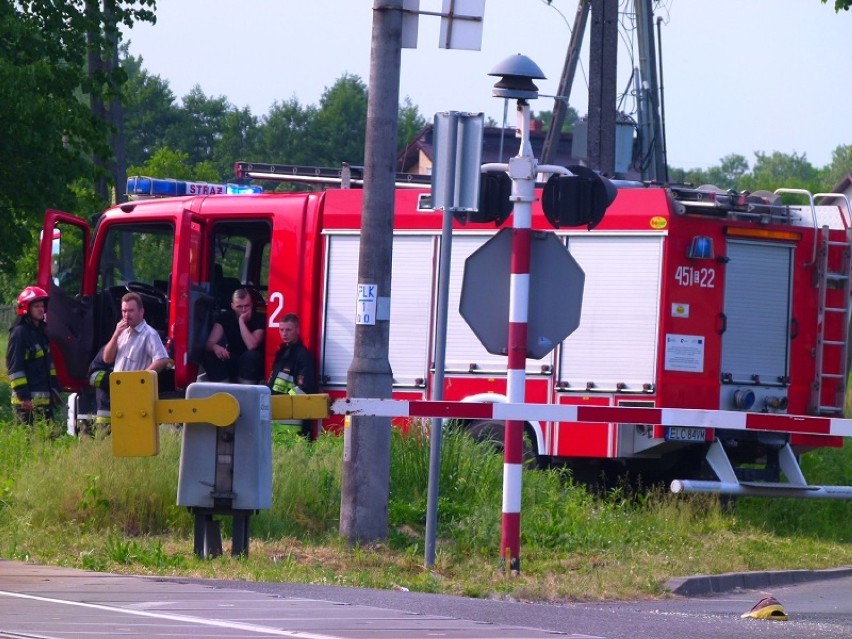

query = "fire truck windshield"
[96,222,173,340]
[98,223,173,290]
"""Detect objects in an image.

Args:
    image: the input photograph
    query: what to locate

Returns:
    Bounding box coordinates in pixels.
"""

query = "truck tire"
[465,419,540,467]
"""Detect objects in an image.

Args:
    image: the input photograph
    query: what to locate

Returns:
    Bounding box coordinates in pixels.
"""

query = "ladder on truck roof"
[233,161,432,189]
[668,185,798,223]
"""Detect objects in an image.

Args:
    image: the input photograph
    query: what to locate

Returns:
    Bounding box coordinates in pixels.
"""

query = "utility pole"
[635,0,666,182]
[339,0,403,543]
[586,0,618,175]
[540,0,590,166]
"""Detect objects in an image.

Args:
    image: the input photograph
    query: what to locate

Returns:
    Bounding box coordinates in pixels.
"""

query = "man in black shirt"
[203,288,265,383]
[268,313,317,439]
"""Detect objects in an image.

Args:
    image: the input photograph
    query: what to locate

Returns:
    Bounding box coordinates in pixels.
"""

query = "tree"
[210,107,259,180]
[122,52,182,169]
[669,149,838,195]
[0,1,153,293]
[83,0,156,202]
[824,144,852,189]
[306,74,369,166]
[254,97,316,169]
[685,154,750,191]
[168,86,232,167]
[253,82,423,173]
[716,154,750,186]
[127,147,218,183]
[397,97,427,153]
[537,106,579,133]
[822,0,851,11]
[740,150,820,193]
[121,63,424,187]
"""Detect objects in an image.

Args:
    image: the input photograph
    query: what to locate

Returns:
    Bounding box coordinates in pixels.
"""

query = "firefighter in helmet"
[6,286,61,425]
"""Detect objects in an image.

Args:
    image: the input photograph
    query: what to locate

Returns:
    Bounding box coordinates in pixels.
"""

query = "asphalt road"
[190,569,852,639]
[1,560,850,639]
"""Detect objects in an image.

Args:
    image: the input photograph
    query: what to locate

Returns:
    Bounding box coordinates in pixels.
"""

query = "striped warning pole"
[330,398,852,439]
[501,99,537,573]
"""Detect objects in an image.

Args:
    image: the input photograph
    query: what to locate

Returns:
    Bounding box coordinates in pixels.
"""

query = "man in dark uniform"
[87,346,113,430]
[267,313,317,439]
[203,288,265,383]
[6,286,61,425]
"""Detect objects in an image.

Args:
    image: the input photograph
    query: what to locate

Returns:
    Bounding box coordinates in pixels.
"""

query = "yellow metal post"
[110,372,241,457]
[155,395,241,426]
[269,394,331,420]
[110,371,159,457]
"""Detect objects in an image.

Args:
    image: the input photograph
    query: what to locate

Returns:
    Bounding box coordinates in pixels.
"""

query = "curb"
[664,566,852,596]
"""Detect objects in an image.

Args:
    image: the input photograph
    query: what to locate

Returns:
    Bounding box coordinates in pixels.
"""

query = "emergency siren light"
[126,176,262,200]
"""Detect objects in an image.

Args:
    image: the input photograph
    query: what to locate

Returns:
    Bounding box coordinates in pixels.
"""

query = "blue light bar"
[127,176,184,197]
[126,176,262,199]
[226,183,263,195]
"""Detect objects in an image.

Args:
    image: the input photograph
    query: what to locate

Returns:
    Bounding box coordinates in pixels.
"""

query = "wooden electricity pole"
[587,0,618,175]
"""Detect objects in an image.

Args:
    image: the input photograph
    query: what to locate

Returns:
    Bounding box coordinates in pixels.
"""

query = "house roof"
[396,124,580,174]
[818,172,852,208]
[829,173,852,195]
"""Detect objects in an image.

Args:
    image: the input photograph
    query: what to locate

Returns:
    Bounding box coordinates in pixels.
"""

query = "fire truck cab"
[38,166,852,497]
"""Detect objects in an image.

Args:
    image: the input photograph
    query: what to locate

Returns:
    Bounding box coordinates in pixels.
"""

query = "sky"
[123,0,852,172]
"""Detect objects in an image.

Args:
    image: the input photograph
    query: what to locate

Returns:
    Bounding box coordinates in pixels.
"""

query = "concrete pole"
[500,100,535,573]
[340,0,403,543]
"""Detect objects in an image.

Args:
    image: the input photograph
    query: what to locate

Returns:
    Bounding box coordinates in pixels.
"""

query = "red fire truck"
[38,164,852,497]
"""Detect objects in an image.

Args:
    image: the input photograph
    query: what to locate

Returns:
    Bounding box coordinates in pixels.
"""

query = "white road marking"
[0,590,340,639]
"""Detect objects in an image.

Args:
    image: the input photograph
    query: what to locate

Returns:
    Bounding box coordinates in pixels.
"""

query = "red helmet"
[17,286,49,316]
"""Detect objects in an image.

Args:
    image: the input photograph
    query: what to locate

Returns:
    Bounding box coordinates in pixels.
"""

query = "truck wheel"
[466,419,540,467]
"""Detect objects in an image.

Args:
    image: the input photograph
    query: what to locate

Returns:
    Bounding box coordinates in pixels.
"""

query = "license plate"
[665,426,706,442]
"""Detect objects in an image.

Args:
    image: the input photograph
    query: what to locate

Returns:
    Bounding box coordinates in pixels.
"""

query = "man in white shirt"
[103,292,170,373]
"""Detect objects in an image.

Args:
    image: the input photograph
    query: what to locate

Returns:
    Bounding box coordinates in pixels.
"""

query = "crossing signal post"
[473,54,616,573]
[484,54,549,574]
[473,172,513,225]
[542,164,617,229]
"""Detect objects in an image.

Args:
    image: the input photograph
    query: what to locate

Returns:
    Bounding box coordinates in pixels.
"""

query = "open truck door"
[37,210,92,391]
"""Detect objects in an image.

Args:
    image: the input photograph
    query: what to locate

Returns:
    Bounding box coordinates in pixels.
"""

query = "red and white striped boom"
[330,398,852,439]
